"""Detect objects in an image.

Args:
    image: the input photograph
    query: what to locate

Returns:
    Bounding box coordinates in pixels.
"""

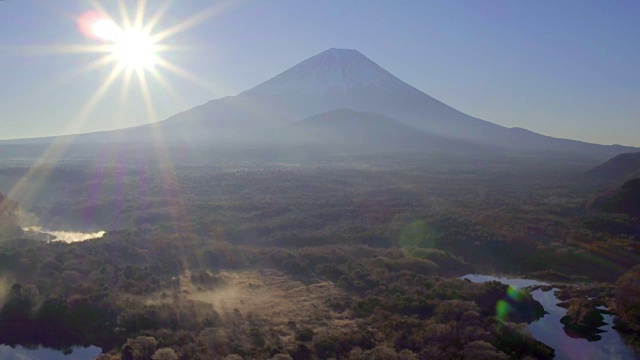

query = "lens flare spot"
[92,19,121,42]
[77,11,158,71]
[496,299,512,322]
[77,11,106,40]
[507,285,524,302]
[398,220,436,250]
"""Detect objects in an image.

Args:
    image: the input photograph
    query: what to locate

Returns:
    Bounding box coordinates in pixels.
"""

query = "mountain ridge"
[272,108,486,153]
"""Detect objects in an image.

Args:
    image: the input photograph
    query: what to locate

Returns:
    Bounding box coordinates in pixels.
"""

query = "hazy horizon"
[0,0,638,146]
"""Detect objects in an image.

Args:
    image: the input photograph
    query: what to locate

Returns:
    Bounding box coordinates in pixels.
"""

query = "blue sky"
[0,0,638,145]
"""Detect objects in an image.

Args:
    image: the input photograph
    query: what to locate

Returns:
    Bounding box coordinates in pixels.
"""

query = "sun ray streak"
[136,69,158,121]
[7,65,123,208]
[70,65,125,132]
[117,0,133,30]
[112,67,135,129]
[150,1,237,43]
[8,44,112,57]
[155,58,221,93]
[119,67,134,104]
[17,54,117,99]
[87,0,111,19]
[76,54,118,74]
[6,0,223,220]
[148,68,188,108]
[135,70,191,237]
[134,0,147,30]
[60,54,120,82]
[143,0,174,34]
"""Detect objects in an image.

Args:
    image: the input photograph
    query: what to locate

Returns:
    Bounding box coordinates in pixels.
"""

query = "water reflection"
[463,274,639,360]
[0,345,101,360]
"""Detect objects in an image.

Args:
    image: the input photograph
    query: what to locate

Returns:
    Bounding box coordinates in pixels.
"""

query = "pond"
[0,345,101,360]
[463,274,639,360]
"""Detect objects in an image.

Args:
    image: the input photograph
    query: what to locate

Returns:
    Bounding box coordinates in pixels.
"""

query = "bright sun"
[91,19,158,70]
[4,0,230,211]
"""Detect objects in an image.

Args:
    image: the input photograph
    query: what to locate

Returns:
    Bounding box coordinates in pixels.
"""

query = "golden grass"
[188,269,356,343]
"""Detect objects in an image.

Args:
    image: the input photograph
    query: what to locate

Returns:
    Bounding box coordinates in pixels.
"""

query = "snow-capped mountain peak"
[245,48,421,96]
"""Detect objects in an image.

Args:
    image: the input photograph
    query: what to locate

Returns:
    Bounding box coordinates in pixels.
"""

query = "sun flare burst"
[79,10,161,72]
[92,18,159,71]
[8,0,235,138]
[68,0,233,117]
[5,0,236,220]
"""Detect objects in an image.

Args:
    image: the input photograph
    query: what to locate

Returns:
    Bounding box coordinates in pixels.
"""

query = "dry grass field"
[186,269,357,345]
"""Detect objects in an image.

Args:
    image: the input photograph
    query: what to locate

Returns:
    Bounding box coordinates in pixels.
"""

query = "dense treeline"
[1,155,637,281]
[0,152,638,357]
[614,265,640,346]
[0,232,554,359]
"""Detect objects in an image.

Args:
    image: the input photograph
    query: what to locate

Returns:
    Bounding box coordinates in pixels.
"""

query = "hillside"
[593,178,640,217]
[587,152,640,181]
[269,108,487,153]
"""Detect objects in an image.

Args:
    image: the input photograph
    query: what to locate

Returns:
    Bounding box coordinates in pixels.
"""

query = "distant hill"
[592,178,640,217]
[628,168,640,180]
[586,152,640,181]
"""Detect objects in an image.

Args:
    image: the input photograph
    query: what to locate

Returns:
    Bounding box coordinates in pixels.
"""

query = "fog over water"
[24,227,105,243]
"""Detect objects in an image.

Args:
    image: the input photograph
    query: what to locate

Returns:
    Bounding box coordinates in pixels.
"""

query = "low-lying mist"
[24,226,105,243]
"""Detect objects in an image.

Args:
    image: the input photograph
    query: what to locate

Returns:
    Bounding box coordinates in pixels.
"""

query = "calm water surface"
[0,345,101,360]
[463,274,639,360]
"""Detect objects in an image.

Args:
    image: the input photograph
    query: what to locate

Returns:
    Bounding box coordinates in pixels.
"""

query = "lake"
[463,274,639,360]
[0,345,101,360]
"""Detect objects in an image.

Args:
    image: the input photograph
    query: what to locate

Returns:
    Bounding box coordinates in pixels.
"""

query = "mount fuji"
[153,47,516,143]
[9,48,637,156]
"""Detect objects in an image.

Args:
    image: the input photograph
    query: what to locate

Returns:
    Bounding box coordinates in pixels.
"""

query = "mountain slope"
[592,178,640,217]
[239,48,501,140]
[268,108,485,153]
[586,152,640,181]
